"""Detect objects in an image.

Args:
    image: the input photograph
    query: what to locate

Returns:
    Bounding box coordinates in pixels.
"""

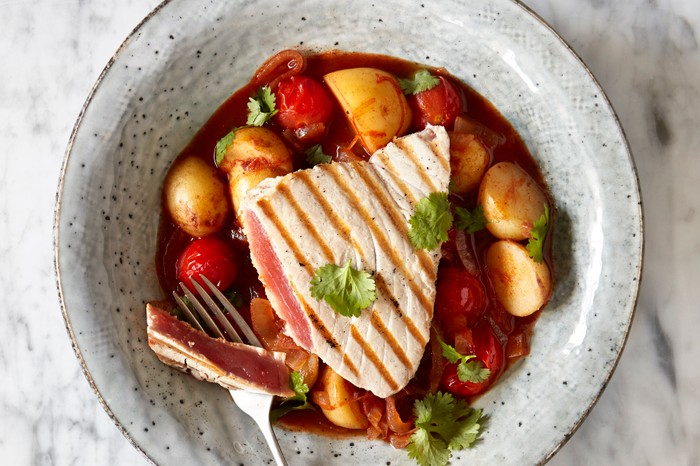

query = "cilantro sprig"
[454,204,488,234]
[408,192,453,250]
[407,391,486,466]
[214,84,279,165]
[309,260,377,317]
[270,371,315,421]
[214,129,236,167]
[437,335,491,384]
[399,69,441,95]
[246,85,278,126]
[526,203,550,263]
[305,144,332,167]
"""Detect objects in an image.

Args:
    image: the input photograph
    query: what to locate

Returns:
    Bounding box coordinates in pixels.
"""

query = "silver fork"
[173,274,288,466]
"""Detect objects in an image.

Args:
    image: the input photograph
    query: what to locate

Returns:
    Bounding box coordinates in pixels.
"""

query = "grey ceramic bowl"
[54,0,642,464]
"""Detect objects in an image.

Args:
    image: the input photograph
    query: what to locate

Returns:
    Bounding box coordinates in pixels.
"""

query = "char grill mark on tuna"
[278,182,336,263]
[371,152,420,206]
[242,125,451,397]
[244,208,362,377]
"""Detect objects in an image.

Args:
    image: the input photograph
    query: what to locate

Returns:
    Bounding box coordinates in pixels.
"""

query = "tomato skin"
[435,267,487,334]
[176,237,238,292]
[409,76,463,130]
[275,75,335,130]
[441,323,504,397]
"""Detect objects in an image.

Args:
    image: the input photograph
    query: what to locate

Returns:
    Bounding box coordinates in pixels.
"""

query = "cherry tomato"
[434,267,487,334]
[275,75,335,131]
[176,237,238,292]
[441,322,504,397]
[409,76,462,130]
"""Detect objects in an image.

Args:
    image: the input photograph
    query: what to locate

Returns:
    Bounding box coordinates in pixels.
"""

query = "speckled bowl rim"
[52,0,643,464]
[53,2,172,463]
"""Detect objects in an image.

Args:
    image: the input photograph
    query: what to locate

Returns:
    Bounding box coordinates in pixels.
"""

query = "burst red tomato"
[409,76,462,130]
[441,322,504,397]
[275,75,335,131]
[434,267,487,334]
[176,237,238,292]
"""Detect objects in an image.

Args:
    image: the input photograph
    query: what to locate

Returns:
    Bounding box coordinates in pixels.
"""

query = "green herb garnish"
[408,192,453,250]
[437,335,491,384]
[305,144,332,166]
[399,69,441,95]
[406,391,486,466]
[454,204,488,234]
[214,130,236,166]
[309,260,377,318]
[246,85,278,126]
[270,371,314,421]
[526,203,549,263]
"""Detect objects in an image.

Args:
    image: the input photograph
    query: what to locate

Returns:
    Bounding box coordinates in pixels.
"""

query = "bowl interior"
[55,0,642,464]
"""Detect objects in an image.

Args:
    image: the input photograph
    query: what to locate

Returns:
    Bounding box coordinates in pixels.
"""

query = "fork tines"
[172,274,261,347]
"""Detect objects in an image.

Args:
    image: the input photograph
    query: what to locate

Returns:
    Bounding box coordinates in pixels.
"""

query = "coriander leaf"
[408,192,453,250]
[406,428,451,466]
[309,260,377,317]
[270,371,314,421]
[399,69,440,95]
[215,130,236,166]
[437,334,491,384]
[437,336,464,365]
[246,86,278,126]
[526,203,550,263]
[454,204,488,234]
[407,391,486,466]
[447,403,486,451]
[305,144,332,166]
[456,359,491,384]
[288,370,309,401]
[414,391,457,438]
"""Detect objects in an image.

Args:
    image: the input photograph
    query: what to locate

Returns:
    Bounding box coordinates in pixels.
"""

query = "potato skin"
[314,365,369,430]
[478,161,547,240]
[218,126,293,215]
[324,67,411,153]
[485,240,552,317]
[163,156,229,237]
[449,132,490,194]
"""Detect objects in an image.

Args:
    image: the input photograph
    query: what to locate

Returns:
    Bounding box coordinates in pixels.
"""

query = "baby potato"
[449,132,490,194]
[218,126,293,215]
[163,156,229,237]
[485,240,552,317]
[324,67,411,153]
[478,161,547,240]
[314,365,368,430]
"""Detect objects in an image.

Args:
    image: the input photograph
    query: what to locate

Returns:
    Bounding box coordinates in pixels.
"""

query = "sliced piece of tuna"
[146,302,293,397]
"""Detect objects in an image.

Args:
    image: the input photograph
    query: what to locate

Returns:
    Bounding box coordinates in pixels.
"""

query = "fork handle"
[259,420,288,466]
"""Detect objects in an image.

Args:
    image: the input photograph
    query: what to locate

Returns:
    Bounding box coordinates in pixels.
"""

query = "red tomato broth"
[154,50,553,440]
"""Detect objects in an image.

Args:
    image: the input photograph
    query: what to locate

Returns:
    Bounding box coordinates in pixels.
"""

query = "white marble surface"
[1,0,698,464]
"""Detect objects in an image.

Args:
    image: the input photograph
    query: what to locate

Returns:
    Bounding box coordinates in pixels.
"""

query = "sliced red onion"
[455,229,479,275]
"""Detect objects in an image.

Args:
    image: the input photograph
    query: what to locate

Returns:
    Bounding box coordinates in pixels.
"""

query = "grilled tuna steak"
[242,125,451,397]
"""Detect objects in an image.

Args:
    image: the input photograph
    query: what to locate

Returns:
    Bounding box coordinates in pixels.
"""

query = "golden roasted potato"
[218,126,293,215]
[478,161,547,240]
[163,156,229,237]
[314,365,368,430]
[449,132,490,194]
[485,240,552,317]
[324,67,411,153]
